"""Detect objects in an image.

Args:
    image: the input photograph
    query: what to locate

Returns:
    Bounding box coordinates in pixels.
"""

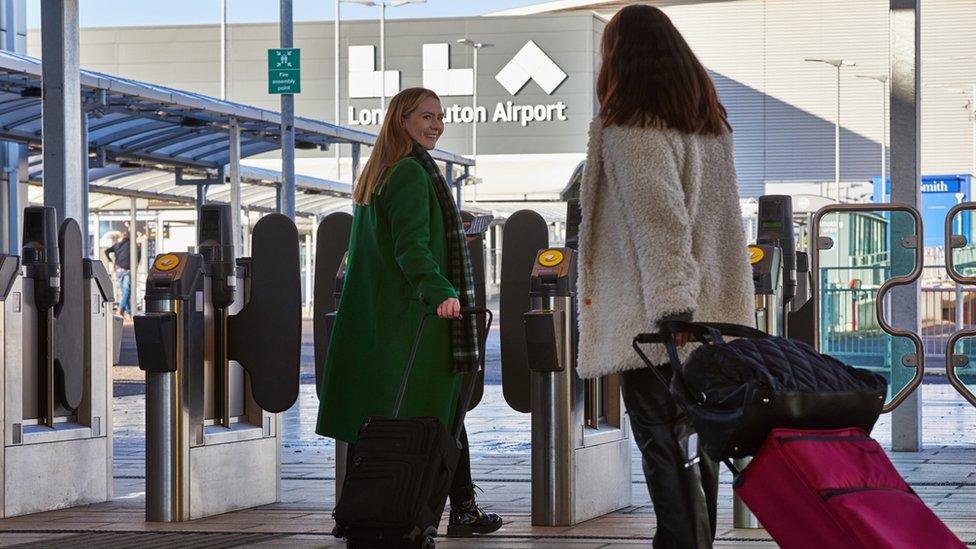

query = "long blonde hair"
[354,87,440,205]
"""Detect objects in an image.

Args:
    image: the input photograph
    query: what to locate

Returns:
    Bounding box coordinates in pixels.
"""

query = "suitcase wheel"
[415,526,436,549]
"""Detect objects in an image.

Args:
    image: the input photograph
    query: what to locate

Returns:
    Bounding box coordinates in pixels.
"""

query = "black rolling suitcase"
[332,307,492,549]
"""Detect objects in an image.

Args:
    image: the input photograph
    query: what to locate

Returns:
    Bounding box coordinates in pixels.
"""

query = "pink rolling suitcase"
[632,323,965,549]
[736,427,965,549]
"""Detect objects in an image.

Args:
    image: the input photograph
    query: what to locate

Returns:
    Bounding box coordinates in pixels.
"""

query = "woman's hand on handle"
[437,297,461,319]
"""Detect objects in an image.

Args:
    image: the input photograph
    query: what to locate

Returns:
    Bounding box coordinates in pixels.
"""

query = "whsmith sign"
[347,40,569,127]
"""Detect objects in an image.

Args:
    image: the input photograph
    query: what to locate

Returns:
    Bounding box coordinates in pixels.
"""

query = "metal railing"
[819,264,976,367]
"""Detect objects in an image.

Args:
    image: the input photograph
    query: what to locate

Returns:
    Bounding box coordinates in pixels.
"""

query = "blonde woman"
[317,87,502,537]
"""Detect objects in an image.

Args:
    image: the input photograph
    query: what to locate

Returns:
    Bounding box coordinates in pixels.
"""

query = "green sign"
[268,48,301,94]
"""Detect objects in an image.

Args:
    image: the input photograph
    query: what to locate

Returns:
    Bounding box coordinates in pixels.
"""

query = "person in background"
[576,5,755,548]
[105,225,142,319]
[316,87,502,537]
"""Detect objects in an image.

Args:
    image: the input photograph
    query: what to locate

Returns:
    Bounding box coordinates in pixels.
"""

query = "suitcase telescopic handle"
[452,306,492,440]
[632,330,743,478]
[392,307,493,419]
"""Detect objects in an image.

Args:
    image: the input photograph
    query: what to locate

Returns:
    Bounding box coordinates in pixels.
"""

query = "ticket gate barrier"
[500,197,631,526]
[734,242,786,529]
[811,203,925,412]
[135,205,301,521]
[945,203,976,407]
[1,206,114,517]
[311,211,353,501]
[521,246,631,525]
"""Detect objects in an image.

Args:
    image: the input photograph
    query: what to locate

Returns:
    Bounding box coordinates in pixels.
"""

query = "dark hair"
[596,4,730,135]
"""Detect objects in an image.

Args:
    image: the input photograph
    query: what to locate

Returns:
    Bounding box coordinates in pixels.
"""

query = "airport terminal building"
[24,0,976,208]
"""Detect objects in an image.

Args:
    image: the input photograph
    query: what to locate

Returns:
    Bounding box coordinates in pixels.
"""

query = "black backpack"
[633,321,887,461]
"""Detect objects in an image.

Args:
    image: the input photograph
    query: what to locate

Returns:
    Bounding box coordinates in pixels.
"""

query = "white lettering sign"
[348,101,568,127]
[349,41,568,98]
[348,45,400,99]
[495,41,567,95]
[423,44,474,97]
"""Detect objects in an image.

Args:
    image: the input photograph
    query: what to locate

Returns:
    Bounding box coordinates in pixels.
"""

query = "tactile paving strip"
[7,531,287,549]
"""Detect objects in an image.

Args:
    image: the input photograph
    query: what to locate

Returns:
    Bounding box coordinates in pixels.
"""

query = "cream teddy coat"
[577,118,755,378]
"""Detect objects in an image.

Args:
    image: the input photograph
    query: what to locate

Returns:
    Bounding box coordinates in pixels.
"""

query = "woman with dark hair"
[577,5,755,548]
[317,87,502,537]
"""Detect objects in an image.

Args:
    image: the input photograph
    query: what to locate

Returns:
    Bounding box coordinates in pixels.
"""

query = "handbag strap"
[660,320,770,344]
[632,320,768,405]
[631,334,701,405]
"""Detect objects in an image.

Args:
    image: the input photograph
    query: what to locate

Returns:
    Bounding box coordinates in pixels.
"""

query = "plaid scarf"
[410,142,480,373]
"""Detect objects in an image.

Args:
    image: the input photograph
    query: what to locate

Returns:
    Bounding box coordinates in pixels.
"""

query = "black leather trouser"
[620,365,719,549]
[449,426,474,506]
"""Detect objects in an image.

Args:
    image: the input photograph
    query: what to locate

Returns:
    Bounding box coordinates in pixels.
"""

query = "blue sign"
[872,174,968,196]
[872,174,972,248]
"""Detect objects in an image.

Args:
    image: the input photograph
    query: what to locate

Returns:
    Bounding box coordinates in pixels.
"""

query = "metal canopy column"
[889,0,922,451]
[309,213,317,310]
[81,111,90,256]
[154,210,163,258]
[2,142,17,254]
[229,118,242,256]
[446,162,456,205]
[129,197,138,316]
[196,185,207,240]
[244,206,252,256]
[351,143,361,184]
[92,212,100,260]
[304,226,312,312]
[1,0,25,255]
[41,0,83,226]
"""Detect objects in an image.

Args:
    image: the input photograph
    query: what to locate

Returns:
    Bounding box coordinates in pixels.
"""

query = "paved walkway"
[2,322,975,547]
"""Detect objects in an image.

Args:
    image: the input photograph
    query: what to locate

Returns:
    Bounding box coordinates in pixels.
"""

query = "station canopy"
[0,49,472,215]
[27,159,352,217]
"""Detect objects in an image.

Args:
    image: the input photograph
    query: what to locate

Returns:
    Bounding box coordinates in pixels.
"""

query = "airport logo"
[422,44,474,97]
[347,41,569,127]
[495,41,567,95]
[348,45,400,99]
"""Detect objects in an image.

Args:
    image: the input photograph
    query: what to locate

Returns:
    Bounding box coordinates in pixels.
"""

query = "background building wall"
[652,0,976,196]
[25,0,976,199]
[28,14,599,200]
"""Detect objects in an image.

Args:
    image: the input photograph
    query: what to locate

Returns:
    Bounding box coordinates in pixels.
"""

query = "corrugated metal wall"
[24,1,976,198]
[661,0,976,197]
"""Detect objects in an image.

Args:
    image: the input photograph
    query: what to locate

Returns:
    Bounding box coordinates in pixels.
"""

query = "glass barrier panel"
[949,338,976,401]
[946,208,976,402]
[817,209,920,406]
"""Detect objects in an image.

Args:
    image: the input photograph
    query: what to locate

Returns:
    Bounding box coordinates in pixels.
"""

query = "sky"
[25,0,546,28]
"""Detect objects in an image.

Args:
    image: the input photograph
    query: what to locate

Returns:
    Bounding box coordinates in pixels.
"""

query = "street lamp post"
[856,74,888,203]
[805,58,856,202]
[335,0,341,181]
[220,0,227,100]
[347,0,426,112]
[971,84,975,193]
[457,38,493,202]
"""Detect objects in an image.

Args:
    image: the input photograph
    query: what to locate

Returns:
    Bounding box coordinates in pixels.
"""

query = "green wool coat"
[316,157,462,443]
